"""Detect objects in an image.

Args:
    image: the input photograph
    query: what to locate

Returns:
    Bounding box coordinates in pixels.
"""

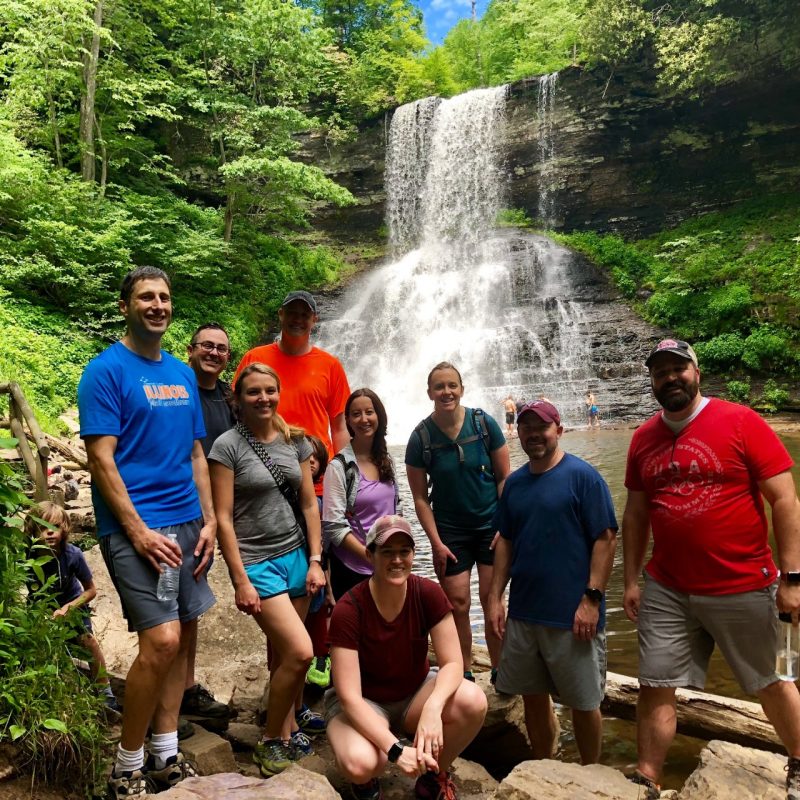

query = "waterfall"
[316,83,652,440]
[536,72,558,227]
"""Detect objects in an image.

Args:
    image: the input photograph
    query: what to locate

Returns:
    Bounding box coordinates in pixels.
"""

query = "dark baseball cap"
[517,400,561,425]
[644,338,698,368]
[281,291,317,314]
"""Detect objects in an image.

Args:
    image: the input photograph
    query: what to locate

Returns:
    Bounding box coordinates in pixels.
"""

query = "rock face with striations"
[300,65,800,242]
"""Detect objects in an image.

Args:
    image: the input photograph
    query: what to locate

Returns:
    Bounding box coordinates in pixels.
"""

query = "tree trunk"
[94,113,108,196]
[47,90,63,169]
[79,0,103,183]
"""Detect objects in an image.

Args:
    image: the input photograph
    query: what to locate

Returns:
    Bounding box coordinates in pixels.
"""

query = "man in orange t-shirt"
[234,291,351,483]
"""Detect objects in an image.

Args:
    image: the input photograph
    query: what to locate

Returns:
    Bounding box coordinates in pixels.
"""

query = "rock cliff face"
[301,66,800,241]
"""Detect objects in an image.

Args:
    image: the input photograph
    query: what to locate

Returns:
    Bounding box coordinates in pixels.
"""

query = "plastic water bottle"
[776,613,800,681]
[156,532,180,602]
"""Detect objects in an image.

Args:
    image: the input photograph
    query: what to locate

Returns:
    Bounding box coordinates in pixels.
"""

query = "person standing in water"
[406,362,510,683]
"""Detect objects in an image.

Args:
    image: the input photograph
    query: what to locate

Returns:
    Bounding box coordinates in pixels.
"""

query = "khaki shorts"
[495,618,606,711]
[324,668,438,735]
[638,573,779,695]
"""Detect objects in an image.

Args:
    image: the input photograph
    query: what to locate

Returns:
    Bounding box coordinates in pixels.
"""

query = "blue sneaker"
[289,729,314,757]
[295,703,326,736]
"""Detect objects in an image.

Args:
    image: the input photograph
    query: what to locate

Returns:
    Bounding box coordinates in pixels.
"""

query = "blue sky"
[417,0,489,46]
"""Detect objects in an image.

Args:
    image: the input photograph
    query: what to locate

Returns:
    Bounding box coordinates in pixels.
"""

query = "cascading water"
[536,72,559,227]
[316,83,653,440]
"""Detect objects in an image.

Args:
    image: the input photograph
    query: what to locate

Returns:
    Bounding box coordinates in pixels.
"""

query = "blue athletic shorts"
[245,545,308,600]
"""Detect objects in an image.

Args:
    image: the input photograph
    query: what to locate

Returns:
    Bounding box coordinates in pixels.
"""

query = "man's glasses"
[192,341,230,355]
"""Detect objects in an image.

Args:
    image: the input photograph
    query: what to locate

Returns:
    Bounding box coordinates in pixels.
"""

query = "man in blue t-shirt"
[487,400,617,766]
[78,266,216,799]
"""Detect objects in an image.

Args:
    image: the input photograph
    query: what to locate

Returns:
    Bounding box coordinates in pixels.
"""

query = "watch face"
[787,572,800,584]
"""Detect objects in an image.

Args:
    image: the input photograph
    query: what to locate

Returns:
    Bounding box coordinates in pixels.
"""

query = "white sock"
[115,744,144,775]
[149,731,178,769]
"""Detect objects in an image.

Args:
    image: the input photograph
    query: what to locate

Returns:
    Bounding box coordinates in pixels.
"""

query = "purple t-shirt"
[330,474,395,575]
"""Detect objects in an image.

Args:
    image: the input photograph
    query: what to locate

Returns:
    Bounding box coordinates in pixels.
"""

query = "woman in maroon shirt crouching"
[325,515,487,800]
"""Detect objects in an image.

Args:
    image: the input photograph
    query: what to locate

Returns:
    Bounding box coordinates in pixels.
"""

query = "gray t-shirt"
[209,429,312,564]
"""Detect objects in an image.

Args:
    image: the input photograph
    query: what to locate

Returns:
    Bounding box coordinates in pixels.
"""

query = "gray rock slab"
[677,739,787,799]
[494,759,645,799]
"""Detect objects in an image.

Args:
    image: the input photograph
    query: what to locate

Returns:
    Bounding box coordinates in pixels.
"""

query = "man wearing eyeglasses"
[180,323,237,731]
[187,323,236,457]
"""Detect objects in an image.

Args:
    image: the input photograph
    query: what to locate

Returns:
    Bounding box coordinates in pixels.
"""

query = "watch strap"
[584,587,603,603]
[387,741,404,763]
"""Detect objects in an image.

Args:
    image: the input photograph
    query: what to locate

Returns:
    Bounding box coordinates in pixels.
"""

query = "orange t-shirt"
[234,342,350,463]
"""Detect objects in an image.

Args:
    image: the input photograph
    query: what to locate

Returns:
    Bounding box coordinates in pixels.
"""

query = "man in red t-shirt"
[234,291,351,472]
[622,338,800,799]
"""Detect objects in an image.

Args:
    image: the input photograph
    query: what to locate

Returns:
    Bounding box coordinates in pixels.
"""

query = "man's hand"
[431,542,457,581]
[623,583,641,624]
[193,520,217,579]
[573,597,600,641]
[487,594,507,640]
[128,528,182,572]
[777,582,800,623]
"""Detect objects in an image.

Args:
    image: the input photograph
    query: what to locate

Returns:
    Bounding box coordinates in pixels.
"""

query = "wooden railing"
[0,382,49,500]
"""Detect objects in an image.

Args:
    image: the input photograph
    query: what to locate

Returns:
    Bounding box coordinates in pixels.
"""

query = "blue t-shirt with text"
[78,341,205,537]
[494,453,618,630]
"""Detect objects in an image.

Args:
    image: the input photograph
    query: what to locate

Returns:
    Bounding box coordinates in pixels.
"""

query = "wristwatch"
[584,587,603,603]
[309,554,322,564]
[387,741,404,763]
[781,571,800,584]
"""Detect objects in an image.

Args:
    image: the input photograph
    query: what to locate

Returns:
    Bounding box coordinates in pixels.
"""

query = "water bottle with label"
[776,612,800,681]
[156,532,180,602]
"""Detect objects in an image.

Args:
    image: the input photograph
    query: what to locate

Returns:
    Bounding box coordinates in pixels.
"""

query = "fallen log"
[44,433,88,469]
[603,671,781,753]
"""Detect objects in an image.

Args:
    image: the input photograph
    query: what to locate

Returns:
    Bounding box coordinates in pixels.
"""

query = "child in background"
[305,436,332,689]
[25,501,120,713]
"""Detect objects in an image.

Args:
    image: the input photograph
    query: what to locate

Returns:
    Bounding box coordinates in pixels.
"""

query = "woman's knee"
[334,742,384,783]
[445,680,488,725]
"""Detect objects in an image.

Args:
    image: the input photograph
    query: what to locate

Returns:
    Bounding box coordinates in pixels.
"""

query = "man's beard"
[655,379,699,412]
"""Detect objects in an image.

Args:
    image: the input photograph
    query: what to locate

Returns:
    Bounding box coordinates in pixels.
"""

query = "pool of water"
[389,422,800,787]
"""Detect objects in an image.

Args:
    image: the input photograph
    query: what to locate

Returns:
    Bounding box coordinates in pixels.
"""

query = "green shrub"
[695,333,746,370]
[758,379,790,413]
[742,326,794,371]
[0,443,108,793]
[724,379,750,404]
[496,208,534,228]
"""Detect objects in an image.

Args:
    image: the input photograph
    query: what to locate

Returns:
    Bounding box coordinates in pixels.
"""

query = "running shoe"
[295,703,326,736]
[414,770,458,800]
[144,752,198,791]
[351,777,382,800]
[289,729,314,757]
[306,655,332,688]
[463,671,475,683]
[106,767,155,799]
[253,737,293,777]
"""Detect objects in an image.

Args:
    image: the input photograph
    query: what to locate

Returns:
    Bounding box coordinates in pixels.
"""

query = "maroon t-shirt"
[329,575,453,703]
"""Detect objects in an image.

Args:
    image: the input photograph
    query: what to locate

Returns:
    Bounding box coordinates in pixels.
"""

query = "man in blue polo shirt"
[78,266,216,799]
[487,400,617,765]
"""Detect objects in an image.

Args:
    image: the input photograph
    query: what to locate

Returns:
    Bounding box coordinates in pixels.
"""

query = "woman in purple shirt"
[323,389,401,600]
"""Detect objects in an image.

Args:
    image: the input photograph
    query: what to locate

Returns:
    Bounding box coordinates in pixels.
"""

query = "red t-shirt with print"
[329,574,453,703]
[625,398,792,595]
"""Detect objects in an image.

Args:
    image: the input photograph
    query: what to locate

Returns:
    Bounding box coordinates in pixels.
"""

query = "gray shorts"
[638,573,779,695]
[495,618,606,711]
[324,668,438,735]
[100,519,216,633]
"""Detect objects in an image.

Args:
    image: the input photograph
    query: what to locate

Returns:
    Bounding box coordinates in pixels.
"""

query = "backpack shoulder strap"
[334,453,358,513]
[414,417,434,470]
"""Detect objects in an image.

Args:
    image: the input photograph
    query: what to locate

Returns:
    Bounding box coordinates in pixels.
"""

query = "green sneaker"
[306,655,331,688]
[253,737,293,777]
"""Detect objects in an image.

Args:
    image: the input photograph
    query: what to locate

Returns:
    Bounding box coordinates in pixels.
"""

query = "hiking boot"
[627,770,661,799]
[253,737,293,777]
[295,703,326,736]
[106,768,155,799]
[351,777,382,800]
[181,684,233,719]
[787,756,800,800]
[289,729,314,757]
[414,770,458,800]
[306,655,332,688]
[144,752,198,791]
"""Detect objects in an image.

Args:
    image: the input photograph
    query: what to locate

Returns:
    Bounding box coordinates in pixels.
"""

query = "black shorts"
[437,525,495,577]
[505,412,515,424]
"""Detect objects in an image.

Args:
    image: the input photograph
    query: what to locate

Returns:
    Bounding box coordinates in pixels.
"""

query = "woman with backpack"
[323,388,401,601]
[405,362,510,682]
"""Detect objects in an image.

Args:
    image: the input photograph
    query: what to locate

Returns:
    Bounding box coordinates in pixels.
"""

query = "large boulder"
[677,740,788,799]
[493,759,648,799]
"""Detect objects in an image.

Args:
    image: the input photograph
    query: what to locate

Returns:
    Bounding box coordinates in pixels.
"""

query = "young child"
[25,501,120,713]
